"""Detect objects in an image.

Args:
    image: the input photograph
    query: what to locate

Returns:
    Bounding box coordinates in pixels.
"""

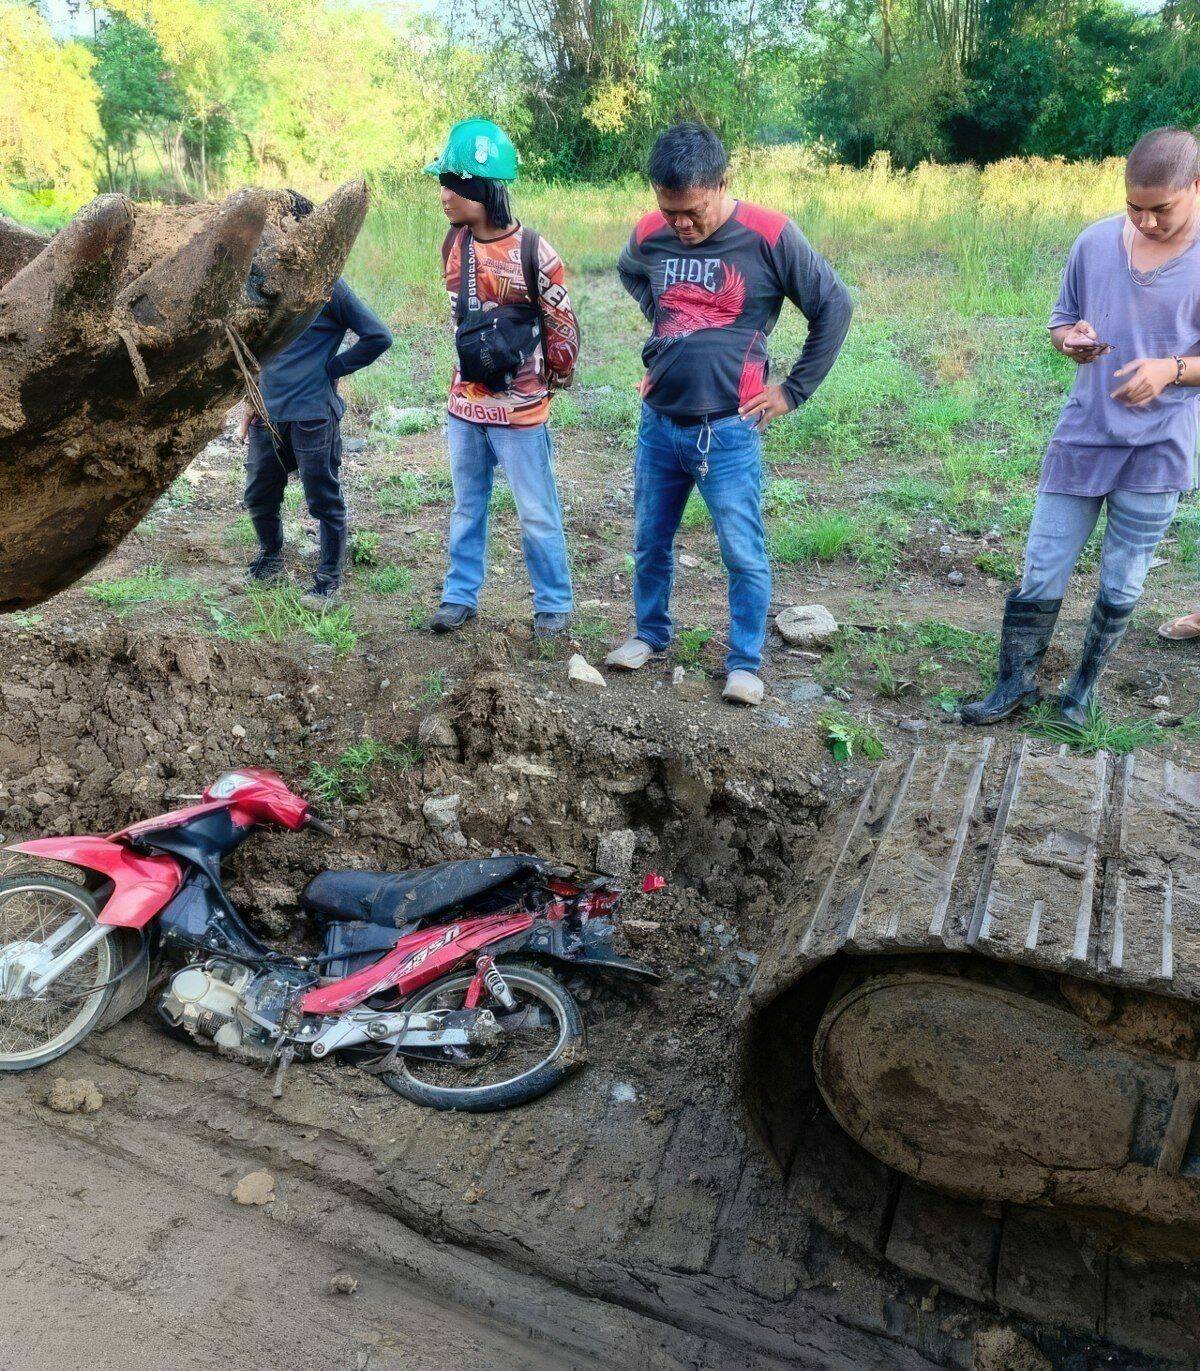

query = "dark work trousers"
[245,416,346,587]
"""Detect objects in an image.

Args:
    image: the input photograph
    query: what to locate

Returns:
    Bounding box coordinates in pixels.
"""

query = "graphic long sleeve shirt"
[617,201,853,421]
[442,224,580,427]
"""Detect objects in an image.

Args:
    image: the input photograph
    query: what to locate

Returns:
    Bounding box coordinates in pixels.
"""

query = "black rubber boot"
[959,594,1062,725]
[1058,596,1134,728]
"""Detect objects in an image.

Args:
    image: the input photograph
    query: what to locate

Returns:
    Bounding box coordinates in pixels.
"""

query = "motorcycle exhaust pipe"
[476,955,518,1012]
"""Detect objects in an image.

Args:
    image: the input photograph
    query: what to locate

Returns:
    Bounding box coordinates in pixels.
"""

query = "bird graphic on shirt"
[657,264,746,340]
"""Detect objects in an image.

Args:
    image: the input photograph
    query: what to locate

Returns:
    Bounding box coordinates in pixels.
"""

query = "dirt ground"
[3,380,1200,1367]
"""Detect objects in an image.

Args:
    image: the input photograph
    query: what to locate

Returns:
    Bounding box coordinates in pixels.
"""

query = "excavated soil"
[0,618,1181,1368]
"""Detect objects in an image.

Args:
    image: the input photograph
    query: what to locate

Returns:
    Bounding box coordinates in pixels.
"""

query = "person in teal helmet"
[423,120,581,638]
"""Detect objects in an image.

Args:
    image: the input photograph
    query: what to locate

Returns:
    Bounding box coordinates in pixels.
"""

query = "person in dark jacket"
[238,191,392,606]
[611,124,853,706]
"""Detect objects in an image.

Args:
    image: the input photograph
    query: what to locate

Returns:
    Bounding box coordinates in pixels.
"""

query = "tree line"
[1,0,1197,209]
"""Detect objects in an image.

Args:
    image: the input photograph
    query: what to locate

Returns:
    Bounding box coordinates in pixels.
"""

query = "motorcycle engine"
[159,961,257,1052]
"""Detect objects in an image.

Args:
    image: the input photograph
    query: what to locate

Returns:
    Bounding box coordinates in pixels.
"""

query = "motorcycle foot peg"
[476,954,518,1012]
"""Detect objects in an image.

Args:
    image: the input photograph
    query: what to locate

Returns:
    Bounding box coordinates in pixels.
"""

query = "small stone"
[671,667,707,701]
[898,718,928,733]
[621,918,661,943]
[788,681,825,703]
[461,1183,486,1205]
[1152,694,1171,708]
[947,570,965,586]
[596,828,636,877]
[775,603,838,647]
[417,713,458,751]
[231,724,247,739]
[678,554,701,569]
[422,794,461,830]
[567,654,606,688]
[46,1076,103,1114]
[939,544,953,556]
[609,1082,637,1104]
[327,1271,359,1295]
[231,1170,276,1205]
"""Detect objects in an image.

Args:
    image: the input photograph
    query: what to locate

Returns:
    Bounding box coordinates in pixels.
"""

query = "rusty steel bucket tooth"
[0,180,370,611]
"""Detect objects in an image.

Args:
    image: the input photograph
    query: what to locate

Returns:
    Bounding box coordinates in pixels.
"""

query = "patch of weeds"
[881,474,953,513]
[490,483,517,513]
[7,610,43,629]
[284,484,306,513]
[1176,714,1200,740]
[622,554,635,574]
[86,565,196,610]
[764,478,806,516]
[1024,700,1163,756]
[1172,501,1200,566]
[674,625,713,664]
[820,706,886,762]
[573,612,613,645]
[974,548,1020,581]
[770,510,857,564]
[405,604,427,631]
[162,478,195,508]
[999,490,1037,536]
[364,564,413,596]
[927,685,963,713]
[908,619,995,669]
[420,668,447,703]
[350,529,381,566]
[375,468,452,515]
[681,492,711,529]
[236,585,357,654]
[868,644,913,698]
[306,736,423,804]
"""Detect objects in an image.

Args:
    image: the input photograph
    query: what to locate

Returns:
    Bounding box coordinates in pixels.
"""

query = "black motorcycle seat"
[300,855,548,929]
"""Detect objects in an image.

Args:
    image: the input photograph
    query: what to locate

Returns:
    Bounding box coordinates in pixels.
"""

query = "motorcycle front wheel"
[381,963,585,1113]
[0,875,114,1071]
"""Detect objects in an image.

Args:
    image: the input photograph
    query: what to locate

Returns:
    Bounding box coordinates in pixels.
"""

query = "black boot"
[1058,596,1134,728]
[960,594,1062,725]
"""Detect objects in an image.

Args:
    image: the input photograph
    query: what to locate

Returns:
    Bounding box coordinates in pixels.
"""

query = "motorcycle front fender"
[8,836,184,929]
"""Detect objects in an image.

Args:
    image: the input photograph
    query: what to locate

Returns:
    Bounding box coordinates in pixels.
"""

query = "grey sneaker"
[722,670,764,706]
[430,602,476,634]
[604,637,656,670]
[534,611,572,638]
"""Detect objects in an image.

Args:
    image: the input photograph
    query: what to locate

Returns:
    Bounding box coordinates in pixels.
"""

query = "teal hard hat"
[424,119,520,183]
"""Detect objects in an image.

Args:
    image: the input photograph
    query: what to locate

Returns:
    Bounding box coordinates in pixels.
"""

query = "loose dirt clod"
[327,1271,359,1295]
[971,1326,1051,1370]
[45,1076,103,1114]
[231,1169,276,1205]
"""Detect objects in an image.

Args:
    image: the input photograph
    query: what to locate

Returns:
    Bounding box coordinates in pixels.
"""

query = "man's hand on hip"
[738,384,791,432]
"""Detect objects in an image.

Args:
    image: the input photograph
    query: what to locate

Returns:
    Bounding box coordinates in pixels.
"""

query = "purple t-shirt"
[1043,215,1200,495]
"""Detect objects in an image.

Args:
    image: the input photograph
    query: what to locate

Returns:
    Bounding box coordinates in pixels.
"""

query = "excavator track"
[740,740,1200,1361]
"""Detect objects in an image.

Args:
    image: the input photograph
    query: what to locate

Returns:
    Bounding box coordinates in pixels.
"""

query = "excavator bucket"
[0,182,370,610]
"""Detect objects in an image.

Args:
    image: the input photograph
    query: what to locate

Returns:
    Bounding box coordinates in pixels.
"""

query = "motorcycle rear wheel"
[382,963,585,1113]
[0,875,114,1071]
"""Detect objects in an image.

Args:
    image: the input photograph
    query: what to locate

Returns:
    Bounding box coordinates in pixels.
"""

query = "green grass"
[306,736,423,804]
[350,529,381,566]
[364,563,414,595]
[420,668,447,703]
[681,492,712,529]
[86,565,197,610]
[1024,700,1163,756]
[212,585,358,654]
[674,625,713,664]
[974,548,1020,581]
[224,515,258,547]
[374,467,453,515]
[770,510,858,563]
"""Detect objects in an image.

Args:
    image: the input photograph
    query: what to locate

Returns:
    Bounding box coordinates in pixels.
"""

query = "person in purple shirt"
[963,127,1200,728]
[237,191,392,608]
[609,124,852,706]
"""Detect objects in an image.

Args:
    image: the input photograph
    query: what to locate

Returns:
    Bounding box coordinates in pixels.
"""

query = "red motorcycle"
[0,770,658,1112]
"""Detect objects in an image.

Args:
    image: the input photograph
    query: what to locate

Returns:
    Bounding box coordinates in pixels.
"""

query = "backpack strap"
[520,226,543,335]
[455,228,474,324]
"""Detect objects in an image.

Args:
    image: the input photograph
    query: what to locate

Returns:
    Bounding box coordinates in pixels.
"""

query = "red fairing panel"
[8,837,183,928]
[301,910,536,1016]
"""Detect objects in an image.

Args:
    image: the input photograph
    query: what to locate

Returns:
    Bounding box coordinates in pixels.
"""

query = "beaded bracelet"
[1172,355,1187,386]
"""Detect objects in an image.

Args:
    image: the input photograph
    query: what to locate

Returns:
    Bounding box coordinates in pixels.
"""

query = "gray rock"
[567,654,606,688]
[342,437,366,455]
[947,570,965,585]
[596,828,636,877]
[422,794,461,830]
[939,544,953,556]
[788,681,826,703]
[898,718,928,733]
[417,713,459,751]
[775,603,838,647]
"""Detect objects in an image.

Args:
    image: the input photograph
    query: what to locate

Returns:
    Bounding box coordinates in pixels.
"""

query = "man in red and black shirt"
[611,124,852,704]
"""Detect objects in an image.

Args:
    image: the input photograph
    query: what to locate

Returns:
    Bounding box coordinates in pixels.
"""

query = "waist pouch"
[454,227,543,392]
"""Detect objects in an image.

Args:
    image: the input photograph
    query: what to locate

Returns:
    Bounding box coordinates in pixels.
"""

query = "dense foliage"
[0,0,1198,209]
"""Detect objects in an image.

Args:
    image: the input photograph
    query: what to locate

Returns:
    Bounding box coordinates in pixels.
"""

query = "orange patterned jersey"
[442,224,580,428]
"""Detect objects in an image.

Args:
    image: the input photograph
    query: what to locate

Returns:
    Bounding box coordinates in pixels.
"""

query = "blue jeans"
[633,404,770,674]
[1020,489,1179,607]
[441,416,573,614]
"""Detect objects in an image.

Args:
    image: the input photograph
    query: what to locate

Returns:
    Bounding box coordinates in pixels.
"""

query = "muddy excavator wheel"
[0,181,369,611]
